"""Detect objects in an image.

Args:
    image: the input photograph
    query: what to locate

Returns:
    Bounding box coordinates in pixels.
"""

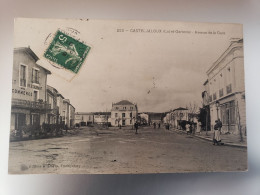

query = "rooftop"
[75,112,111,115]
[173,107,188,111]
[206,38,243,75]
[14,47,51,74]
[113,100,134,106]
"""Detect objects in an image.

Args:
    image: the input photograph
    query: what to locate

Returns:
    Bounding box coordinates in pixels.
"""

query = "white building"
[93,112,111,125]
[170,107,189,129]
[205,38,245,134]
[111,100,138,126]
[75,112,94,126]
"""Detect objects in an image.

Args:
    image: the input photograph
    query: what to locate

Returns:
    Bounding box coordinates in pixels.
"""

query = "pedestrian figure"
[153,122,156,129]
[134,122,138,134]
[213,119,223,145]
[197,121,201,134]
[189,122,193,134]
[191,121,195,135]
[185,122,190,135]
[158,123,161,128]
[65,124,68,134]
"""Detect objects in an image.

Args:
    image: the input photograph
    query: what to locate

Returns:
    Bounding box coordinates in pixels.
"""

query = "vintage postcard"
[9,18,247,174]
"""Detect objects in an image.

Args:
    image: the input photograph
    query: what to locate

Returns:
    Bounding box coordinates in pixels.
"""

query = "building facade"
[69,104,75,127]
[56,92,65,124]
[147,112,164,125]
[63,99,75,128]
[10,47,51,133]
[166,108,189,128]
[46,85,59,124]
[205,38,245,134]
[111,100,138,126]
[93,112,111,125]
[75,112,94,126]
[75,112,111,126]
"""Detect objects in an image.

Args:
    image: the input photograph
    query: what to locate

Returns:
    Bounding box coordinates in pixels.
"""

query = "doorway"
[15,113,26,130]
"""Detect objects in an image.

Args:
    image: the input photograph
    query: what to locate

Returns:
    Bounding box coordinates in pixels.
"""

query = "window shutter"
[32,68,34,83]
[36,70,39,84]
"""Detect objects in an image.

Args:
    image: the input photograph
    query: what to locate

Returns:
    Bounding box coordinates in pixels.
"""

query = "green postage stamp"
[44,30,91,74]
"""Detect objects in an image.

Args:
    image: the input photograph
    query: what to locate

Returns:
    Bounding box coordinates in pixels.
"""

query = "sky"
[14,18,243,112]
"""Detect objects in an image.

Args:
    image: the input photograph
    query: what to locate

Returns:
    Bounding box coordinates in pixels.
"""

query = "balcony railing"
[12,99,51,110]
[50,107,59,114]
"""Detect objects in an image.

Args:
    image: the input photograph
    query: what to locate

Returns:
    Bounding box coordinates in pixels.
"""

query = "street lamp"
[216,100,220,120]
[205,108,207,135]
[203,90,209,135]
[130,112,133,129]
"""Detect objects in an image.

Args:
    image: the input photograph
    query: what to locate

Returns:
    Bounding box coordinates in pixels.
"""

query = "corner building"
[10,47,51,132]
[111,100,138,126]
[206,39,246,134]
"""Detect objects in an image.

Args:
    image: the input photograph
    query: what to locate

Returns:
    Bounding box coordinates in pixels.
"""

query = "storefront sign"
[27,83,42,90]
[12,88,32,96]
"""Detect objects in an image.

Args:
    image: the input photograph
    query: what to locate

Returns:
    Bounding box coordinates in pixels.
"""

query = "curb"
[171,129,247,149]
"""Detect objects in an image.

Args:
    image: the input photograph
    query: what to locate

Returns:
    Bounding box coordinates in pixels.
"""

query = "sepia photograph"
[8,18,247,174]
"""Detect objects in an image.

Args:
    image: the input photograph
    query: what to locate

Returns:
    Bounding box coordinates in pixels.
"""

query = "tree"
[186,102,198,122]
[198,106,210,131]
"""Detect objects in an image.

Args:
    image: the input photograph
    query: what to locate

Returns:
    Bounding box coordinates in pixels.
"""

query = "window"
[220,101,235,125]
[116,107,118,110]
[20,64,27,87]
[47,94,53,108]
[33,90,38,101]
[62,111,65,120]
[209,95,212,102]
[115,113,118,117]
[130,112,132,118]
[32,68,39,84]
[226,84,232,94]
[122,113,125,117]
[219,88,224,97]
[213,93,217,100]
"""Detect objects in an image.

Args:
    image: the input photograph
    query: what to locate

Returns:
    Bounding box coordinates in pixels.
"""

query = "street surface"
[8,126,247,174]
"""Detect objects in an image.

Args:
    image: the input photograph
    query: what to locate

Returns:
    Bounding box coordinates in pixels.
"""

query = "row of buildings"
[14,38,244,136]
[75,100,139,126]
[75,112,110,126]
[75,100,167,127]
[10,47,75,134]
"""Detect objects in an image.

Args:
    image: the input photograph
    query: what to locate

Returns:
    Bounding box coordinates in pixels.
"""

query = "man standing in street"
[134,122,138,134]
